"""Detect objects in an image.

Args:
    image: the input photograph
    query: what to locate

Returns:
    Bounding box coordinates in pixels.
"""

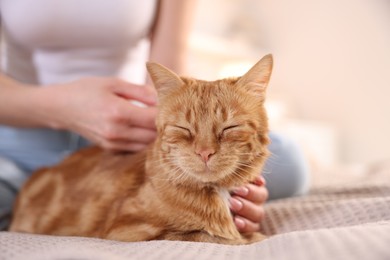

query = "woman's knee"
[263,133,310,200]
[0,156,28,230]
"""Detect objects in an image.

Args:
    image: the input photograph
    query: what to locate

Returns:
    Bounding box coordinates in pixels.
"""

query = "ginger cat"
[10,54,273,245]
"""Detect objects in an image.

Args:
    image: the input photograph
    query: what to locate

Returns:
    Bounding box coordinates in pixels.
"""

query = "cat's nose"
[196,148,215,163]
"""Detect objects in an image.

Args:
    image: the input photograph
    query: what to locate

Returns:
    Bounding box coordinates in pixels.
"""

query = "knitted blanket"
[1,163,389,260]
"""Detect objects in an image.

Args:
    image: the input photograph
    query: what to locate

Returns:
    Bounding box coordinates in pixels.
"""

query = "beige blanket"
[1,163,390,260]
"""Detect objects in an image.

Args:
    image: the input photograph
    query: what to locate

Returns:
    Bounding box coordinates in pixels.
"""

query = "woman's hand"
[229,176,268,232]
[39,77,158,152]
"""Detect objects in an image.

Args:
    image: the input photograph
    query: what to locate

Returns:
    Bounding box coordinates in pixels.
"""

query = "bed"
[1,161,389,260]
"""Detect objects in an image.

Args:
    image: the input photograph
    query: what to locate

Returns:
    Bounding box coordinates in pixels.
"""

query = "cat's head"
[147,55,273,188]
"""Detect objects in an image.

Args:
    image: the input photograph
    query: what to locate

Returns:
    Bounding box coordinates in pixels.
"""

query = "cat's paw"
[242,232,267,244]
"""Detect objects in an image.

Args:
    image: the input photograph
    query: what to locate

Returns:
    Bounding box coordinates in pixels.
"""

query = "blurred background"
[187,0,390,175]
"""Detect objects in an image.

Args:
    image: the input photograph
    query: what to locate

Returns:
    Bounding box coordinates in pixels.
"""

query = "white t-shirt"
[0,0,158,172]
[0,0,157,85]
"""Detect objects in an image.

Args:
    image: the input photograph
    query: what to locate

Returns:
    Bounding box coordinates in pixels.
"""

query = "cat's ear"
[146,62,184,99]
[236,54,273,100]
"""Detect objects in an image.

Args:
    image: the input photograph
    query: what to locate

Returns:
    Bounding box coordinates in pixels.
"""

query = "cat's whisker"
[152,164,189,185]
[148,163,183,182]
[232,152,257,155]
[235,161,258,167]
[235,166,260,174]
[265,152,287,165]
[173,172,188,184]
[149,155,193,165]
[174,166,192,183]
[149,161,179,181]
[150,156,179,162]
[233,165,252,174]
[149,160,176,166]
[169,169,187,183]
[233,166,255,180]
[235,162,261,171]
[229,171,247,184]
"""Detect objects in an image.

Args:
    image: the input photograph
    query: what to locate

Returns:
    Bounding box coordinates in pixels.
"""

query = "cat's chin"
[186,168,239,187]
[179,167,221,184]
[174,160,258,187]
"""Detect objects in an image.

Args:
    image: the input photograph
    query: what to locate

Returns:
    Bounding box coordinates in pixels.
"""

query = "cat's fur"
[10,54,273,244]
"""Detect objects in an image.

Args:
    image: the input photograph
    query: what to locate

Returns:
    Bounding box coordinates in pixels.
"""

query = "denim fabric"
[0,157,28,230]
[0,126,90,174]
[264,132,310,200]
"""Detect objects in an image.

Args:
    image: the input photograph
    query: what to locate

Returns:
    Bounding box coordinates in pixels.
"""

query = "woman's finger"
[111,80,157,106]
[232,183,268,204]
[125,104,158,130]
[234,216,261,233]
[100,125,157,144]
[229,196,265,223]
[252,175,266,186]
[100,140,148,152]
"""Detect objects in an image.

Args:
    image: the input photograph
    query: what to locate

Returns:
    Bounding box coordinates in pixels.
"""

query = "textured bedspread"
[1,163,390,260]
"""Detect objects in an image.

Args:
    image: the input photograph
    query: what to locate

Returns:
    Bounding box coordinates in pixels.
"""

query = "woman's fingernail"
[253,176,266,186]
[233,187,249,196]
[234,217,245,229]
[229,197,243,211]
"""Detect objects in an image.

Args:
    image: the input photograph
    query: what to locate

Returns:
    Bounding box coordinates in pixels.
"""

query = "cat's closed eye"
[163,125,193,144]
[173,125,192,137]
[222,125,240,133]
[220,124,254,142]
[219,125,240,139]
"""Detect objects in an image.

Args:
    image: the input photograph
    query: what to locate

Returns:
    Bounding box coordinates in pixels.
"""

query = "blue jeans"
[0,127,309,230]
[264,132,310,200]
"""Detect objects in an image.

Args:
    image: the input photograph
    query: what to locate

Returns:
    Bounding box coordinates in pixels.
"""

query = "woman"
[0,0,309,231]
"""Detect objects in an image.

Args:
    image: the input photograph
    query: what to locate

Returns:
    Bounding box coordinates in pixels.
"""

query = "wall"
[189,0,390,165]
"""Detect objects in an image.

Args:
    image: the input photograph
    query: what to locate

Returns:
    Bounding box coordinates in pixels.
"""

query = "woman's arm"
[0,74,158,151]
[0,74,49,127]
[148,0,197,74]
[0,1,197,151]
